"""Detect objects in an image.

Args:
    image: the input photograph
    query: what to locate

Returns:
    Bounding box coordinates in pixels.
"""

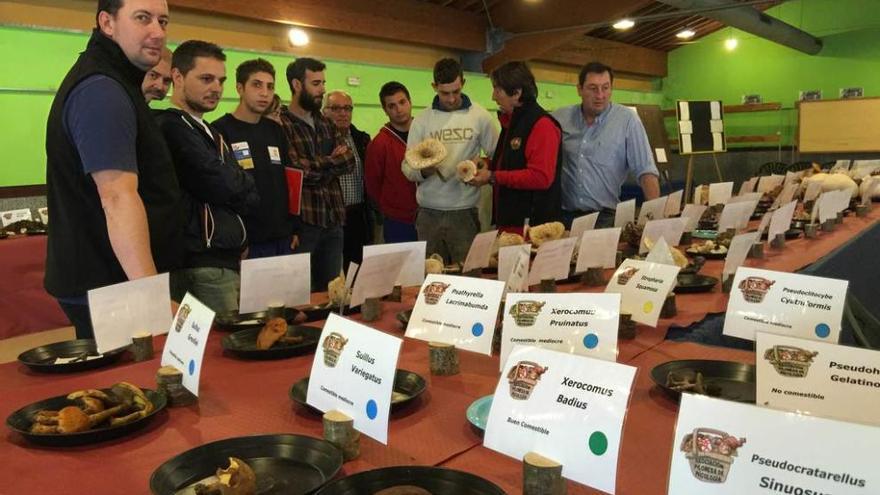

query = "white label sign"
[498,243,531,291]
[505,251,530,296]
[350,250,409,307]
[0,208,32,226]
[723,267,848,342]
[605,259,680,327]
[575,228,621,273]
[729,192,762,204]
[570,213,599,244]
[757,174,784,193]
[485,346,636,495]
[362,241,426,287]
[500,293,620,370]
[723,232,760,276]
[640,217,686,254]
[239,253,311,313]
[669,394,880,494]
[614,199,636,228]
[665,190,683,217]
[637,196,668,225]
[718,200,758,232]
[708,182,734,205]
[738,177,758,195]
[307,314,402,444]
[528,237,578,286]
[161,293,214,396]
[680,204,707,232]
[757,332,880,426]
[768,200,796,241]
[462,230,499,273]
[804,180,823,202]
[405,274,504,355]
[89,273,173,353]
[37,207,48,225]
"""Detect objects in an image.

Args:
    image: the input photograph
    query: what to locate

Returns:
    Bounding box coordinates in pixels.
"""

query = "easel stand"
[429,342,460,376]
[683,153,724,204]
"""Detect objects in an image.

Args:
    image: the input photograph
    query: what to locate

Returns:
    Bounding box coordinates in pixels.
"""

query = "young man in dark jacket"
[214,58,299,259]
[156,40,258,313]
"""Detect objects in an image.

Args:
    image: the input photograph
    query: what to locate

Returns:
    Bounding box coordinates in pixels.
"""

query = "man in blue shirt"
[552,62,659,229]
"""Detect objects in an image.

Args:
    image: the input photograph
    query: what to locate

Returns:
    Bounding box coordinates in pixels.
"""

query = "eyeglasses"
[327,105,353,113]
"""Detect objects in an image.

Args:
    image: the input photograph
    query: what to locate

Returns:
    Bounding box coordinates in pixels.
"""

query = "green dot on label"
[589,431,608,456]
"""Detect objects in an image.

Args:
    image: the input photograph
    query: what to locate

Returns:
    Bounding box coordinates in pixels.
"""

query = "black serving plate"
[315,466,506,495]
[149,434,343,495]
[761,228,802,241]
[214,307,305,332]
[674,274,719,294]
[17,339,126,373]
[221,325,322,360]
[685,248,727,260]
[4,220,47,236]
[6,387,167,446]
[651,359,756,403]
[290,369,427,414]
[299,304,361,323]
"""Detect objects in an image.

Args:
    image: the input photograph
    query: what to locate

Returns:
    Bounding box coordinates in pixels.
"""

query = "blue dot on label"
[583,333,599,349]
[188,359,196,376]
[472,322,484,337]
[815,323,831,339]
[366,400,378,420]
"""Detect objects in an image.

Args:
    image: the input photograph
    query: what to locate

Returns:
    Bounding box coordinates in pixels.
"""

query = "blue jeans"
[294,222,344,292]
[171,267,241,314]
[248,237,293,259]
[383,217,418,243]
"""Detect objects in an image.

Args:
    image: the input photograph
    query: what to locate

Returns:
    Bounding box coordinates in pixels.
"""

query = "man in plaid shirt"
[279,57,355,291]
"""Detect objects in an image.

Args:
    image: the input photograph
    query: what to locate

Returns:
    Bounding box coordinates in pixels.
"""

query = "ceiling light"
[676,28,696,39]
[612,19,635,30]
[724,37,738,51]
[288,28,310,47]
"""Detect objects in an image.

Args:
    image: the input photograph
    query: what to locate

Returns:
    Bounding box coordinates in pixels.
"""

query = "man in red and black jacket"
[469,61,562,236]
[365,81,418,243]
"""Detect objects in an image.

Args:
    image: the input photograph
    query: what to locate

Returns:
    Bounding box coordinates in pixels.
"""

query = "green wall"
[0,25,662,187]
[662,0,880,148]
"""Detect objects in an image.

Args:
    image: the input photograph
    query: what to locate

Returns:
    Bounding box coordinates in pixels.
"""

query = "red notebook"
[285,167,304,215]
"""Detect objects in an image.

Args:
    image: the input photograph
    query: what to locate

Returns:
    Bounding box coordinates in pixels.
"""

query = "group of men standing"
[45,0,659,340]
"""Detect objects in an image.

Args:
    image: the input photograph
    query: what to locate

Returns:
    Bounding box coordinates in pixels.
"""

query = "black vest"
[44,29,183,297]
[491,100,563,227]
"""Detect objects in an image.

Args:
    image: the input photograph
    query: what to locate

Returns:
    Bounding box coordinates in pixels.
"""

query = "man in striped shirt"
[279,57,355,291]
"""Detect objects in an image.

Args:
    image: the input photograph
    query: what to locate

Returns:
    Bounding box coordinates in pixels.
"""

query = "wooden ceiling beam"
[168,0,487,52]
[537,36,668,77]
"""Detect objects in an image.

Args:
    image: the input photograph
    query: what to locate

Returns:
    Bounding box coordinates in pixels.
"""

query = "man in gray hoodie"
[402,58,498,264]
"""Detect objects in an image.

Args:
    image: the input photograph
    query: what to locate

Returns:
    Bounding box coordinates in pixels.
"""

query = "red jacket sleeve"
[494,116,561,190]
[364,134,385,204]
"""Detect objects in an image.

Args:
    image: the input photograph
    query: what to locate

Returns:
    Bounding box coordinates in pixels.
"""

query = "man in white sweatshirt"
[402,58,498,264]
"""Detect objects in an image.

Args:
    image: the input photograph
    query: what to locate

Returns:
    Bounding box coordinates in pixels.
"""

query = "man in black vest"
[156,40,258,314]
[468,61,562,236]
[44,0,183,339]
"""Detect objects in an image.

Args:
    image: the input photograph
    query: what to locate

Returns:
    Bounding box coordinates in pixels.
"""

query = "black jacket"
[350,124,370,167]
[156,108,259,270]
[44,29,183,297]
[491,100,563,227]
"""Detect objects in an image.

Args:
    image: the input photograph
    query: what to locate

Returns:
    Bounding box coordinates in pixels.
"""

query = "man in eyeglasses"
[323,90,372,267]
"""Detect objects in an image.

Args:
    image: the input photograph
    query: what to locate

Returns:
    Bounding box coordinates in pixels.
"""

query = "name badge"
[268,145,282,165]
[231,141,254,170]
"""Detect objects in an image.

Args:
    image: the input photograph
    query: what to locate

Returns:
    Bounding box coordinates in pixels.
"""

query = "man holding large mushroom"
[402,58,498,264]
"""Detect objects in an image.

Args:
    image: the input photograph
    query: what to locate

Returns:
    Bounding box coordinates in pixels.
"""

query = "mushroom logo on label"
[174,304,192,333]
[764,345,819,378]
[506,361,549,400]
[422,281,451,305]
[680,428,746,483]
[509,300,546,327]
[321,331,349,368]
[738,276,775,303]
